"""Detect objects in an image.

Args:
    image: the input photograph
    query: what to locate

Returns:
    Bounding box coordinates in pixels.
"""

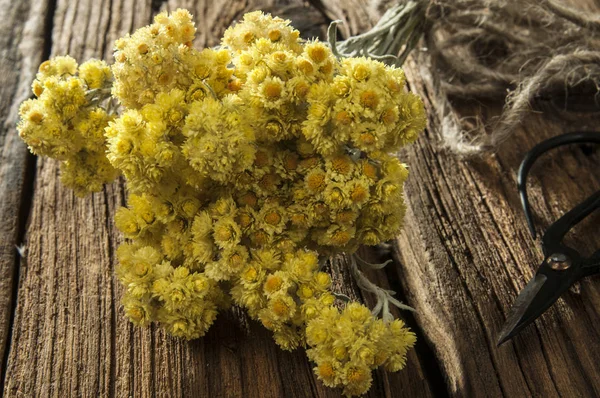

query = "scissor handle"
[541,189,600,256]
[518,131,600,238]
[583,248,600,276]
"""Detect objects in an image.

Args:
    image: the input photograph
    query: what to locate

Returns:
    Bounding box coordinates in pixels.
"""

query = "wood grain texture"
[0,0,54,385]
[396,56,600,397]
[2,0,152,396]
[316,0,600,396]
[1,1,433,397]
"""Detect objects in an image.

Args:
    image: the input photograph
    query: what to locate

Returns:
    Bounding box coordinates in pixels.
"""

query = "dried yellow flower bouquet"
[17,9,426,396]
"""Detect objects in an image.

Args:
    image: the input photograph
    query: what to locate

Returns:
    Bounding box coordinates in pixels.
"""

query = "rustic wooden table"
[1,0,599,397]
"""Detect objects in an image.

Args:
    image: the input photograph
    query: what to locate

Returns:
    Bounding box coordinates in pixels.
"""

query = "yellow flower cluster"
[17,9,426,396]
[117,243,228,339]
[17,56,118,195]
[306,303,416,396]
[112,10,231,109]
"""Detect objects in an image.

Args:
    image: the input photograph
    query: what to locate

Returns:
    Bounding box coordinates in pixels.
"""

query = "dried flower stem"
[328,1,427,65]
[349,253,415,322]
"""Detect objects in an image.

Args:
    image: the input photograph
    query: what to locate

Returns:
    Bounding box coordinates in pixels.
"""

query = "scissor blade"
[497,274,547,346]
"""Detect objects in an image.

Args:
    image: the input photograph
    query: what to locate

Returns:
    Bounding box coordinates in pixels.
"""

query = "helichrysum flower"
[182,96,256,183]
[306,302,416,396]
[16,9,427,396]
[17,56,119,196]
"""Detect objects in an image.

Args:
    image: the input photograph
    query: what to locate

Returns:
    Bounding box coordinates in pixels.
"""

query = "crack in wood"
[385,250,451,398]
[101,0,114,59]
[0,152,37,396]
[151,0,168,14]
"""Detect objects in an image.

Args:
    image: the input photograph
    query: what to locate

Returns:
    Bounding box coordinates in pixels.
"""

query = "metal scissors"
[497,131,600,346]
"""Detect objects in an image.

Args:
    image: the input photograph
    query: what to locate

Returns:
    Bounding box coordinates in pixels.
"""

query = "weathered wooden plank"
[3,0,153,396]
[0,0,54,387]
[317,0,600,396]
[397,56,600,397]
[3,1,435,397]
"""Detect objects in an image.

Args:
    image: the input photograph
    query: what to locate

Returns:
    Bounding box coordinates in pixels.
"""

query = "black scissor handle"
[541,189,600,256]
[583,249,600,276]
[517,131,600,239]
